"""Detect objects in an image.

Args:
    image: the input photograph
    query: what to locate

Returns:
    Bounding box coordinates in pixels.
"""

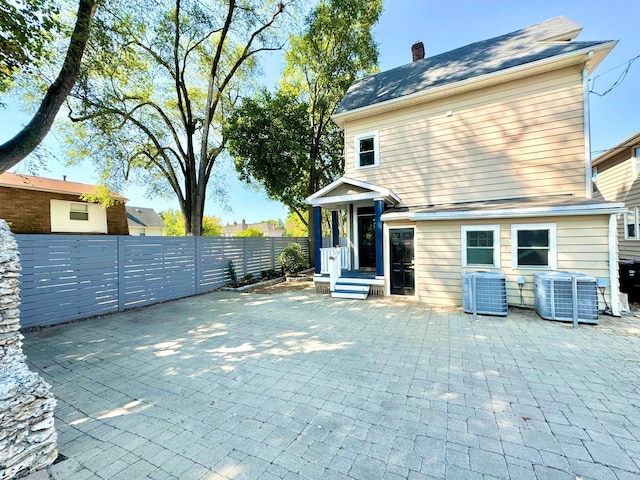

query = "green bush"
[227,260,237,285]
[261,269,276,278]
[277,243,309,275]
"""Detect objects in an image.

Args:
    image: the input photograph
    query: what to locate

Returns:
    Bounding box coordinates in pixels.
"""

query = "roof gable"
[306,177,401,208]
[335,16,615,117]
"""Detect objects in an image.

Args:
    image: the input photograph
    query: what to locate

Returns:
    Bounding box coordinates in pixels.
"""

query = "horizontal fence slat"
[15,234,308,326]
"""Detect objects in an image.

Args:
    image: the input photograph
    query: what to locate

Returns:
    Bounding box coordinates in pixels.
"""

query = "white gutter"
[381,203,627,222]
[609,213,620,316]
[584,54,593,198]
[333,42,616,126]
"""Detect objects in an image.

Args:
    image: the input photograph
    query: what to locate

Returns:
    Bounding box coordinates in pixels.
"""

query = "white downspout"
[584,57,593,198]
[609,213,620,316]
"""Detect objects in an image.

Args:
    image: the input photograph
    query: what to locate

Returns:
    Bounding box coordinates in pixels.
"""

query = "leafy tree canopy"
[284,211,307,237]
[225,0,382,258]
[235,227,264,237]
[58,0,290,235]
[0,0,60,94]
[0,0,99,172]
[161,208,222,236]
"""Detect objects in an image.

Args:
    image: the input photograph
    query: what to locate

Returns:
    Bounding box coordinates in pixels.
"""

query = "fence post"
[117,236,126,311]
[271,238,276,272]
[243,237,248,279]
[195,236,201,295]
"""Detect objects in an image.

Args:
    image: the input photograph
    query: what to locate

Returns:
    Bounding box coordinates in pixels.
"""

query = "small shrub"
[244,273,254,281]
[227,260,237,285]
[277,243,309,276]
[261,269,276,278]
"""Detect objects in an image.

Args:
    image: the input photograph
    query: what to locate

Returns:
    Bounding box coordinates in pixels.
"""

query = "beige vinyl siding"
[595,148,640,260]
[344,66,586,207]
[407,215,611,310]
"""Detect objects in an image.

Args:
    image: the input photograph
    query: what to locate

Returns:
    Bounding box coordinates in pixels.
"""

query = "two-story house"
[592,131,640,260]
[306,17,625,314]
[0,172,129,235]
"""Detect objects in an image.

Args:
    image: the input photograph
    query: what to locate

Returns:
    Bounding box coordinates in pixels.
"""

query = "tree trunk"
[0,0,99,173]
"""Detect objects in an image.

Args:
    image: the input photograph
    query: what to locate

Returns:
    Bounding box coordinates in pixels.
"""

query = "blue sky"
[2,0,639,224]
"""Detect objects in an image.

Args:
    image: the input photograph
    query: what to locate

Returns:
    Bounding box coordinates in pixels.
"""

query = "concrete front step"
[332,290,369,300]
[332,282,370,300]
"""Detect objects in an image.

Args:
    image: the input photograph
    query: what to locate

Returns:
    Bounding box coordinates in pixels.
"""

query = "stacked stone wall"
[0,220,57,479]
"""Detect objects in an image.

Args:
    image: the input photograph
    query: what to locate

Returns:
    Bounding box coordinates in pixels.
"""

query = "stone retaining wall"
[0,220,57,479]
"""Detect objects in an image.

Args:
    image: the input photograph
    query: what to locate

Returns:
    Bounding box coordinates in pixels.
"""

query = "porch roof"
[305,177,401,210]
[381,195,626,222]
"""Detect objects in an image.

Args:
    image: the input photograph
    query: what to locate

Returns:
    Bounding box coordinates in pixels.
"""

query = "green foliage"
[244,273,254,281]
[284,211,308,237]
[226,90,311,218]
[277,242,309,275]
[59,0,289,235]
[227,260,237,285]
[225,0,382,238]
[261,268,276,278]
[161,208,222,236]
[235,227,264,237]
[79,185,120,208]
[0,0,60,94]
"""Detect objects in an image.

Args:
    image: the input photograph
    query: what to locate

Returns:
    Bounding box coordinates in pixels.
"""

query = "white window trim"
[461,225,500,268]
[511,223,557,270]
[354,131,379,170]
[624,207,639,240]
[69,202,89,221]
[633,146,640,179]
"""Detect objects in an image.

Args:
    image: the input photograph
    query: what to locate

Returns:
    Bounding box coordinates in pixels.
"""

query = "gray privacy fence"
[15,235,309,328]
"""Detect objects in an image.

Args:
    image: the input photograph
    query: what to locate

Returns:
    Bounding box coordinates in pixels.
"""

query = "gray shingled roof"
[336,17,611,115]
[126,206,166,229]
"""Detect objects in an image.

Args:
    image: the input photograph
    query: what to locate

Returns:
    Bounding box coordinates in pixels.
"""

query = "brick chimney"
[412,41,425,62]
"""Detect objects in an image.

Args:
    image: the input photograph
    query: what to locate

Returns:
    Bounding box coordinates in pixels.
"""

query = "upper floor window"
[635,147,640,177]
[626,207,638,240]
[591,166,597,184]
[354,131,379,169]
[461,225,500,268]
[511,223,557,269]
[69,203,89,221]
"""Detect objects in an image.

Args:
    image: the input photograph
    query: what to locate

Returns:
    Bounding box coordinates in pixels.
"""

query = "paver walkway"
[20,286,640,479]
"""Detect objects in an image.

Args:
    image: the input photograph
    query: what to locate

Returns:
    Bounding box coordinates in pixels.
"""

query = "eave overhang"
[381,201,626,222]
[332,41,616,128]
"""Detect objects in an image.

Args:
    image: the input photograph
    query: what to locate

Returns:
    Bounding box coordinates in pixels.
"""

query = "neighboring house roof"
[0,172,126,200]
[592,131,640,167]
[381,195,625,222]
[126,206,166,229]
[334,16,615,119]
[222,219,283,236]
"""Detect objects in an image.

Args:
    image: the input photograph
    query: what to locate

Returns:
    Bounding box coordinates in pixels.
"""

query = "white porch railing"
[320,246,350,274]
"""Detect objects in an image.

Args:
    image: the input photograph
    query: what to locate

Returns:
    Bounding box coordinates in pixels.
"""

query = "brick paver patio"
[21,285,640,479]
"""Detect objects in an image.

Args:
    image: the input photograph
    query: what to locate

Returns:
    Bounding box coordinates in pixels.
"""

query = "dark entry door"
[357,214,376,269]
[390,228,415,295]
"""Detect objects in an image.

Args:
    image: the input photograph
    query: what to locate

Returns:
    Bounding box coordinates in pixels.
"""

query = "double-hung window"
[354,131,379,169]
[461,225,500,268]
[511,224,557,269]
[626,207,639,239]
[69,203,89,221]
